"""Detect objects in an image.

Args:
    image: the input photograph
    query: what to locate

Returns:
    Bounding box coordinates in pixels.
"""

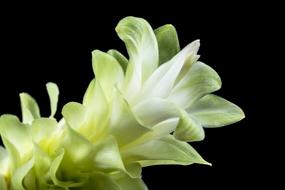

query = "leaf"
[168,61,221,109]
[116,16,159,101]
[155,24,180,64]
[92,50,124,101]
[123,135,210,167]
[107,49,128,72]
[188,94,245,127]
[19,93,40,124]
[46,82,59,118]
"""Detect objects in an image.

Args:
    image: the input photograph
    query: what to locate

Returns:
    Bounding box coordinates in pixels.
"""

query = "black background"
[0,3,276,189]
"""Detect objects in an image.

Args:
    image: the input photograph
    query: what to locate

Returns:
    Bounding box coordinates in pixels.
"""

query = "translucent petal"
[46,82,59,118]
[155,24,180,64]
[19,93,40,124]
[188,94,245,127]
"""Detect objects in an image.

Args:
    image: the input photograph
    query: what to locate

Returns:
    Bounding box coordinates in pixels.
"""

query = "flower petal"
[0,115,33,165]
[19,93,40,124]
[113,172,148,190]
[187,94,245,127]
[92,50,124,101]
[123,135,210,167]
[139,40,200,100]
[107,49,128,72]
[0,175,7,190]
[11,158,34,190]
[174,109,205,142]
[46,82,59,118]
[116,16,159,100]
[133,98,179,127]
[168,61,221,109]
[110,89,150,146]
[155,24,180,64]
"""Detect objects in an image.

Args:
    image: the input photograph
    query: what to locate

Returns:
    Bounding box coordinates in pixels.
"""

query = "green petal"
[116,16,159,100]
[188,94,245,127]
[93,136,125,172]
[11,158,34,190]
[138,40,200,100]
[110,89,150,146]
[92,50,124,101]
[73,172,121,190]
[133,98,179,127]
[169,61,221,109]
[46,82,59,118]
[0,175,7,190]
[155,24,180,64]
[0,146,9,175]
[113,172,148,190]
[174,109,205,142]
[20,93,40,124]
[82,79,110,140]
[123,135,210,167]
[30,118,57,149]
[0,115,33,164]
[62,102,87,131]
[107,49,128,72]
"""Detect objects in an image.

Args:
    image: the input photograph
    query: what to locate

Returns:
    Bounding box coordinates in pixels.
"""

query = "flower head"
[0,16,244,190]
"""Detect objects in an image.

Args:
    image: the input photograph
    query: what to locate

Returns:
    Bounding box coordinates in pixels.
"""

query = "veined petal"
[168,61,221,109]
[112,172,148,190]
[19,93,40,124]
[93,136,125,172]
[174,109,205,142]
[123,135,210,167]
[92,50,124,100]
[11,158,34,190]
[46,82,59,118]
[110,88,150,146]
[138,40,200,100]
[155,24,180,64]
[133,98,179,127]
[0,115,33,165]
[116,16,159,101]
[188,94,245,127]
[107,49,128,72]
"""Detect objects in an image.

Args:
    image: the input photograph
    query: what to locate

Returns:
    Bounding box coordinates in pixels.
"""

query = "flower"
[0,16,244,190]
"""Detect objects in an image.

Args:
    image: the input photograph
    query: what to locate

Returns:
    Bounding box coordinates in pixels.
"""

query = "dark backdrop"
[0,4,273,189]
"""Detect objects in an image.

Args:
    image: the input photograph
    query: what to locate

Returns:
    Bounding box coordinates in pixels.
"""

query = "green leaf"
[174,109,205,142]
[19,93,40,124]
[11,158,34,190]
[107,49,128,72]
[92,50,124,101]
[0,115,33,164]
[116,16,159,101]
[188,94,245,127]
[169,61,221,109]
[123,135,210,167]
[46,82,59,118]
[155,24,180,64]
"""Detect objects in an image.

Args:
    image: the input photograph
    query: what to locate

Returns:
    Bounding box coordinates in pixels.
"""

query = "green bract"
[0,16,245,190]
